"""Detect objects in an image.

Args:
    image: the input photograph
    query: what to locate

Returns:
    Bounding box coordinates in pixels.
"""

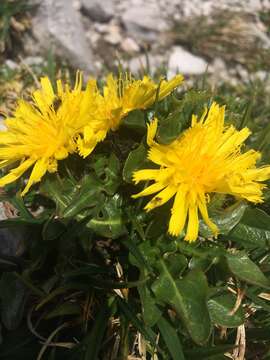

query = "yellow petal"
[147,118,158,146]
[245,167,270,182]
[168,186,188,236]
[0,158,35,187]
[21,158,48,195]
[156,74,184,101]
[40,77,55,100]
[198,195,219,237]
[54,147,69,160]
[218,127,251,155]
[144,185,176,212]
[132,182,165,199]
[185,205,199,242]
[132,169,161,184]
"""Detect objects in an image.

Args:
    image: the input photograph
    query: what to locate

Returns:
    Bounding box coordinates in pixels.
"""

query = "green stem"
[119,316,129,360]
[14,272,45,297]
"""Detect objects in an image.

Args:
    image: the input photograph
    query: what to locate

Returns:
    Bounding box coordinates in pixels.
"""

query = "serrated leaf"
[208,293,245,327]
[157,111,183,144]
[41,154,120,219]
[200,202,247,237]
[123,142,148,183]
[152,264,211,345]
[40,176,78,215]
[90,153,120,195]
[227,207,270,249]
[122,109,146,133]
[226,253,270,289]
[87,194,127,239]
[62,175,103,218]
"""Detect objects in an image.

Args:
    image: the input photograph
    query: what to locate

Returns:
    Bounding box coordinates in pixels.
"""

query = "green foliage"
[1,78,270,360]
[0,0,31,54]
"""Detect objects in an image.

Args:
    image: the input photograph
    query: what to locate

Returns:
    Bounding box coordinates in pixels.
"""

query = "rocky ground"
[3,0,270,86]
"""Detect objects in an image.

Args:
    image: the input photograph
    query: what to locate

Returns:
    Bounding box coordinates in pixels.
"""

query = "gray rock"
[104,32,122,45]
[168,46,208,76]
[23,56,44,66]
[30,0,95,74]
[81,0,114,22]
[5,59,19,70]
[103,23,122,45]
[121,37,140,53]
[121,2,168,41]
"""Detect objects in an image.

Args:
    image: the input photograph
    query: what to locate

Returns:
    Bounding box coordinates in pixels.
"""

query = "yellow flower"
[75,79,108,158]
[132,102,270,242]
[77,73,184,158]
[0,73,93,195]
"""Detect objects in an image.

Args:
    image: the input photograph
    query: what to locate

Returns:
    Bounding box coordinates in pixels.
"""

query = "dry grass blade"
[232,324,246,360]
[229,288,245,316]
[37,322,69,360]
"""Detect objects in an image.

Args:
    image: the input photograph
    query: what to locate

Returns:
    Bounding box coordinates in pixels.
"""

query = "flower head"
[100,73,184,130]
[0,73,93,195]
[132,102,270,242]
[77,73,184,157]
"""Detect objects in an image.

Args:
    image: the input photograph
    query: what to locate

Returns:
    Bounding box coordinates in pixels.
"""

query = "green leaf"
[87,194,127,239]
[41,154,120,219]
[200,202,247,237]
[138,283,162,327]
[117,297,157,347]
[208,293,245,327]
[227,207,270,249]
[123,142,148,183]
[83,304,110,360]
[163,253,188,276]
[0,272,27,330]
[152,264,211,345]
[62,176,103,218]
[40,176,78,215]
[42,218,66,241]
[129,240,162,326]
[122,109,146,133]
[0,218,41,227]
[131,240,160,268]
[90,153,120,195]
[226,252,270,289]
[45,302,81,319]
[123,236,152,272]
[185,344,236,359]
[189,257,213,272]
[157,316,186,360]
[157,111,183,144]
[246,288,270,312]
[10,195,36,221]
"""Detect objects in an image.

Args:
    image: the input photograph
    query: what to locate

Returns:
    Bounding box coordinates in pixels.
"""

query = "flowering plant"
[0,71,270,359]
